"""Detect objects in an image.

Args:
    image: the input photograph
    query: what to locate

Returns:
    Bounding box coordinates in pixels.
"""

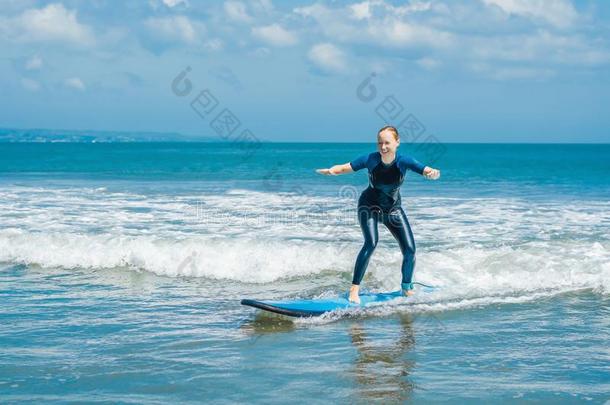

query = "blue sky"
[1,0,609,142]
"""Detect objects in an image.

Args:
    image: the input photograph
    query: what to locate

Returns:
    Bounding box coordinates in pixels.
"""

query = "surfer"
[316,126,440,304]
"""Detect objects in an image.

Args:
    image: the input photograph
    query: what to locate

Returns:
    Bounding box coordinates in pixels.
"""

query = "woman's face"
[377,130,400,156]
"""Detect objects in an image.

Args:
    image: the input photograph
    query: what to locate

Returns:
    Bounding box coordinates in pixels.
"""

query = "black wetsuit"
[349,152,426,290]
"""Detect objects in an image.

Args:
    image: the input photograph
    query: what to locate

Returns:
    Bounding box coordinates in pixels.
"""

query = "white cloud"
[367,18,454,48]
[293,3,327,18]
[291,0,610,80]
[294,2,452,49]
[308,43,347,73]
[65,77,85,91]
[6,3,94,45]
[391,1,433,16]
[224,1,252,23]
[252,24,297,47]
[144,16,201,44]
[481,0,578,28]
[162,0,188,7]
[204,38,224,51]
[350,2,372,20]
[294,4,367,42]
[21,78,40,92]
[470,30,610,66]
[25,55,43,70]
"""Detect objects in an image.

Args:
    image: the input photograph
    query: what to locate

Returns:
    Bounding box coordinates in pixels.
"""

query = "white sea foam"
[1,185,608,302]
[298,289,585,324]
[0,230,607,292]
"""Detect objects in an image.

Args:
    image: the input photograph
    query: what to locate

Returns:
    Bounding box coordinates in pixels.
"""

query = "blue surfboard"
[241,290,406,317]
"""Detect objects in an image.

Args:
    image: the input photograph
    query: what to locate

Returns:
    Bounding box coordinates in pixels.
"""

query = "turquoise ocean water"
[1,141,609,403]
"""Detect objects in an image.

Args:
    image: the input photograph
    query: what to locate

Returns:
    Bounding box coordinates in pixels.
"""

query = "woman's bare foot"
[402,289,415,297]
[349,284,361,304]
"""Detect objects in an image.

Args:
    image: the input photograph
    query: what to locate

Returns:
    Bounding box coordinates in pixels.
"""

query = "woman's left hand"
[423,167,441,180]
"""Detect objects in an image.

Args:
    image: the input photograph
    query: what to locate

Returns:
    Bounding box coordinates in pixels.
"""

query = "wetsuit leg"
[382,208,416,286]
[352,207,379,285]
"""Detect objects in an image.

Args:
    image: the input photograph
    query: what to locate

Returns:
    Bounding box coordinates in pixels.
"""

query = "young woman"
[316,126,441,303]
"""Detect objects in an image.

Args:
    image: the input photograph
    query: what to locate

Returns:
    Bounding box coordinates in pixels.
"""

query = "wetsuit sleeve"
[349,154,369,172]
[399,155,426,175]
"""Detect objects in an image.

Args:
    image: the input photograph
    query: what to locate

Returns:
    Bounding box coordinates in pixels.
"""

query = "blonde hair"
[377,125,399,141]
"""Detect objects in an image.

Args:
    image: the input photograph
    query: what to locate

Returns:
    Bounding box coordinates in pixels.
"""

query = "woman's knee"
[363,237,378,252]
[390,211,415,255]
[400,239,416,256]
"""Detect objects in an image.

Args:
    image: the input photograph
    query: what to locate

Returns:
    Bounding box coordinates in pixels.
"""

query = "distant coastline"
[0,128,218,143]
[0,127,607,144]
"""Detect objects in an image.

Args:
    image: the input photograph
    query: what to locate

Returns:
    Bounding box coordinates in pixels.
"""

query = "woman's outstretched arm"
[400,156,440,180]
[316,163,353,176]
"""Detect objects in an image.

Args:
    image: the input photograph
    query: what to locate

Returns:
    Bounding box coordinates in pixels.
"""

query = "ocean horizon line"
[0,127,607,145]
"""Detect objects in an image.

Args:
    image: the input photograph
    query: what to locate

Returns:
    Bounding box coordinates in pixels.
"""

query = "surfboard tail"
[240,299,325,317]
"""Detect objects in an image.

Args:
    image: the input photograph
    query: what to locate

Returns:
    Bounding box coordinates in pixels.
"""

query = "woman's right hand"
[316,168,334,175]
[316,163,353,176]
